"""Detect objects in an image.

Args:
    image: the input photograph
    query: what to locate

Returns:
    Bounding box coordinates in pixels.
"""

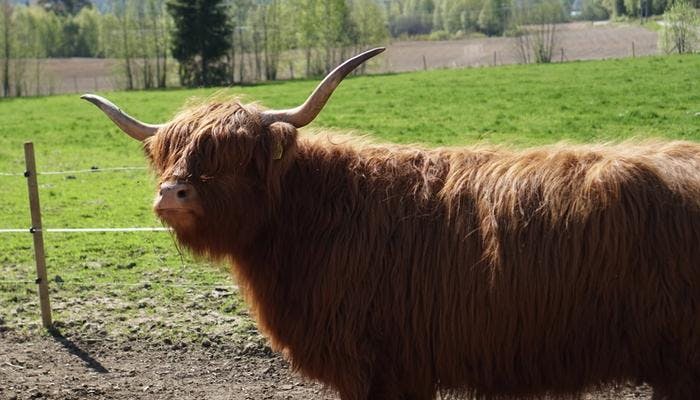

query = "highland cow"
[82,48,700,400]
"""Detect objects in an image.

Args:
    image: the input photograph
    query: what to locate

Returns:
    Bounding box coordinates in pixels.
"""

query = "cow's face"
[142,102,298,254]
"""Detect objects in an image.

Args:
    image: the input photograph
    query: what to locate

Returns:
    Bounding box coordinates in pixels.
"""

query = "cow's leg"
[366,383,435,400]
[366,367,402,400]
[365,369,436,400]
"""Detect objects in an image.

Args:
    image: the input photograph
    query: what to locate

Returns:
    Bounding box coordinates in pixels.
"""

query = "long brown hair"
[150,100,700,399]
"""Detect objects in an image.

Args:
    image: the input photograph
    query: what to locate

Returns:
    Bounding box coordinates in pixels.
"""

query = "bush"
[389,13,433,36]
[429,29,451,40]
[659,0,699,54]
[580,0,611,20]
[478,0,508,36]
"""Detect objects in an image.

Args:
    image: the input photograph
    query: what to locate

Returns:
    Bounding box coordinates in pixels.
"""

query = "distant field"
[27,21,659,95]
[1,54,699,342]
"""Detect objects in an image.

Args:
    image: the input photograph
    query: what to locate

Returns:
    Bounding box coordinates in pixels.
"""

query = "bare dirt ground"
[34,21,657,95]
[0,329,332,400]
[382,21,657,72]
[0,327,654,400]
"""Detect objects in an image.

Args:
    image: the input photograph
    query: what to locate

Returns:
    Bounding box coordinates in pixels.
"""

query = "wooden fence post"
[24,142,52,329]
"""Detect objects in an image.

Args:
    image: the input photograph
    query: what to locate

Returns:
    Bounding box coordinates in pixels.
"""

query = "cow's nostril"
[177,189,188,199]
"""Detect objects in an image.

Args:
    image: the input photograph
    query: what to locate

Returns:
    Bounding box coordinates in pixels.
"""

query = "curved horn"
[81,94,163,141]
[261,47,385,128]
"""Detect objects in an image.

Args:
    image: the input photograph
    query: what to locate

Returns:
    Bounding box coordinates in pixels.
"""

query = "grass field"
[1,54,700,346]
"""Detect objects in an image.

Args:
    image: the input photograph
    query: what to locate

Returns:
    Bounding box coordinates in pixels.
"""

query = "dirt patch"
[0,327,653,400]
[0,330,333,400]
[382,21,657,72]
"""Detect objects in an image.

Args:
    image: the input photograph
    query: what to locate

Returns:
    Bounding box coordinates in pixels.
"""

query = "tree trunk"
[161,49,167,88]
[229,27,236,84]
[238,28,246,83]
[153,12,161,89]
[324,1,332,73]
[201,55,207,86]
[160,14,168,88]
[305,47,311,78]
[262,11,270,80]
[121,14,133,90]
[2,1,11,97]
[252,26,262,81]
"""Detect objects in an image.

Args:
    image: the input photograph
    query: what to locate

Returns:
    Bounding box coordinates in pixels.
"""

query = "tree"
[38,7,63,58]
[146,0,170,88]
[478,0,507,36]
[512,0,565,64]
[38,0,92,16]
[12,6,44,96]
[110,0,135,90]
[579,0,609,20]
[168,0,232,87]
[226,0,253,83]
[296,0,324,77]
[660,0,699,54]
[320,0,356,72]
[74,6,102,57]
[256,0,283,81]
[350,0,388,51]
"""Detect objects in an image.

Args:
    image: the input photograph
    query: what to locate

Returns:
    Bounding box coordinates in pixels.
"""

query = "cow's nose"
[160,182,190,199]
[155,181,196,211]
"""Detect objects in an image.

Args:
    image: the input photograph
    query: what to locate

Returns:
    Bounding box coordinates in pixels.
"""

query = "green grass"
[1,54,700,346]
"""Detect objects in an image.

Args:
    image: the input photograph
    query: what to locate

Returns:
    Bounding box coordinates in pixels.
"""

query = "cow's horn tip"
[81,94,101,105]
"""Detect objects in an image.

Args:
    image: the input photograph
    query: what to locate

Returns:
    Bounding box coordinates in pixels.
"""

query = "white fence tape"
[39,167,148,175]
[0,166,147,177]
[0,227,170,234]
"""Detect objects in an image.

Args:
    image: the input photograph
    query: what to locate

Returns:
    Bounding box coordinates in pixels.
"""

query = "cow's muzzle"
[154,181,203,217]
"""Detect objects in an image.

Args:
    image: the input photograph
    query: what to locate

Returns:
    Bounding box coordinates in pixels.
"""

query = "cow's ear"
[254,121,298,198]
[267,121,298,162]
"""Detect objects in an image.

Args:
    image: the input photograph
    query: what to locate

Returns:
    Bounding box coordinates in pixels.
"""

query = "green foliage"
[579,0,609,20]
[478,0,508,35]
[167,0,233,87]
[390,13,434,36]
[651,0,670,14]
[350,0,388,46]
[99,0,171,90]
[276,0,386,80]
[1,56,700,336]
[601,0,626,17]
[72,7,102,57]
[1,5,67,96]
[37,0,92,16]
[622,0,666,17]
[660,0,699,54]
[387,0,436,36]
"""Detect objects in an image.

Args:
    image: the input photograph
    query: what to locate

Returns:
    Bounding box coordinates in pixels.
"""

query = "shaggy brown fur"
[145,100,700,400]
